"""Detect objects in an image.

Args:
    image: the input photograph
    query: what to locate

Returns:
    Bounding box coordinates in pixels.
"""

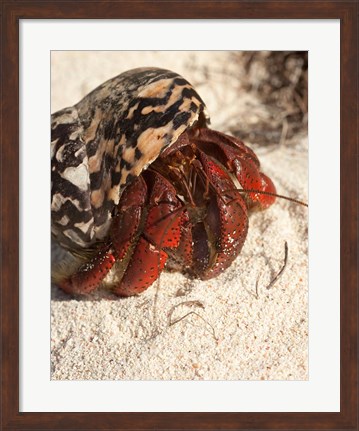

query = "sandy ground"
[51,52,308,380]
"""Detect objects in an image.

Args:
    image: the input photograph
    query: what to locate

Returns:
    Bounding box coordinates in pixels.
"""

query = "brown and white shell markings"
[51,67,276,297]
[51,68,208,250]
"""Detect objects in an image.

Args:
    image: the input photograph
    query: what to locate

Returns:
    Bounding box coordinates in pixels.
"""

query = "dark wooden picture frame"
[1,1,357,430]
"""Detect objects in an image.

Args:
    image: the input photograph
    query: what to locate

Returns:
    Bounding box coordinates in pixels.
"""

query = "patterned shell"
[51,67,209,251]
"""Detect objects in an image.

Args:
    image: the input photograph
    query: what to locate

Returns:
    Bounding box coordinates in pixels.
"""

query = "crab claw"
[193,128,277,211]
[111,171,183,296]
[194,151,249,279]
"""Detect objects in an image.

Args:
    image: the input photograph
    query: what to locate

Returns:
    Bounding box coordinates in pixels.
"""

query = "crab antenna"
[237,188,308,207]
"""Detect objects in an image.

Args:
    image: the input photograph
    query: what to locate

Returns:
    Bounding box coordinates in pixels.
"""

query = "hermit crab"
[51,67,277,297]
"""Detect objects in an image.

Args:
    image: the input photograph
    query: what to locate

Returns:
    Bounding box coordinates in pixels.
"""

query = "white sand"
[51,52,308,380]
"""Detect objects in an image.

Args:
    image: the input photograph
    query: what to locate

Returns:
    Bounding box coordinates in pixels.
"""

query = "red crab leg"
[112,237,168,297]
[110,176,148,262]
[112,171,183,297]
[59,176,148,295]
[165,211,193,272]
[194,128,276,210]
[190,150,249,280]
[59,248,116,295]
